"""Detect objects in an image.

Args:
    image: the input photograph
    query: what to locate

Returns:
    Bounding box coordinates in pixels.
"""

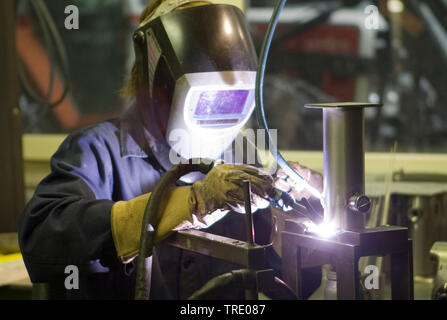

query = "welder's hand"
[191,163,273,217]
[274,162,323,204]
[110,164,273,263]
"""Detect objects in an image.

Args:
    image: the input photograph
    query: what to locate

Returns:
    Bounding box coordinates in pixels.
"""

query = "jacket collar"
[118,104,174,173]
[119,105,154,158]
[118,104,204,183]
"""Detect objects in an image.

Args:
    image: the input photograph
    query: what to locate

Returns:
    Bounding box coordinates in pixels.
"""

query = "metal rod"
[165,229,267,269]
[243,180,258,300]
[243,180,255,245]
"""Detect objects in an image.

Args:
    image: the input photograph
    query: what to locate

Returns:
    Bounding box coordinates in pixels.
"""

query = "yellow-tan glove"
[192,163,272,217]
[111,164,273,263]
[111,186,194,263]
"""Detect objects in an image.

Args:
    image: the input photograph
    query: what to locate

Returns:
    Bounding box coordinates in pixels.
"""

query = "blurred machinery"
[0,0,25,233]
[247,1,389,150]
[16,0,447,150]
[17,0,129,132]
[17,0,247,133]
[247,1,447,152]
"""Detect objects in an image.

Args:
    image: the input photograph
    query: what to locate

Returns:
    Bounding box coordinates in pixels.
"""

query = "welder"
[18,0,321,299]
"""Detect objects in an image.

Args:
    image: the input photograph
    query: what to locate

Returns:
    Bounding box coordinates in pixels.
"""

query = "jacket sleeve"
[18,130,118,282]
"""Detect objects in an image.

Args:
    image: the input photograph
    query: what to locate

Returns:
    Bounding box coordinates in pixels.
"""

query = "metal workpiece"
[281,220,414,300]
[279,102,414,300]
[164,178,275,300]
[164,225,306,299]
[305,102,381,231]
[165,230,297,299]
[165,229,269,270]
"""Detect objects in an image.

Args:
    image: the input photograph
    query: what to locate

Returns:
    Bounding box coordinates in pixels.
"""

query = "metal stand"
[165,181,296,300]
[165,228,297,300]
[279,103,414,300]
[281,221,414,300]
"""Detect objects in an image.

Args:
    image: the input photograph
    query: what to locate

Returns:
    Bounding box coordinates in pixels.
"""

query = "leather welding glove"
[111,164,273,263]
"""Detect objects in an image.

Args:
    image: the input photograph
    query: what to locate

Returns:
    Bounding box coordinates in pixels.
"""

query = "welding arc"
[255,0,322,200]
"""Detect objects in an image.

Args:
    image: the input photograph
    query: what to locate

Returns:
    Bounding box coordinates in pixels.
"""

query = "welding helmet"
[133,1,257,161]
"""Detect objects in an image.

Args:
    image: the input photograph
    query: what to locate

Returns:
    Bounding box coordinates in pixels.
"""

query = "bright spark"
[304,220,338,239]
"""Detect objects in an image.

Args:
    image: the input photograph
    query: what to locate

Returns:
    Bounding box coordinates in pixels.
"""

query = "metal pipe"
[306,103,381,231]
[323,106,365,230]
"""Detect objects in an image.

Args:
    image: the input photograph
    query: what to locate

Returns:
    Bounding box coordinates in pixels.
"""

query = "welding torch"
[267,187,323,224]
[212,159,323,224]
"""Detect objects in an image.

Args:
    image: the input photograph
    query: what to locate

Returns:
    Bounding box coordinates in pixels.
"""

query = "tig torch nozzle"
[268,188,323,224]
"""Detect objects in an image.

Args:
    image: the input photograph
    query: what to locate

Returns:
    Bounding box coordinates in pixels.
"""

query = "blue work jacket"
[18,105,270,299]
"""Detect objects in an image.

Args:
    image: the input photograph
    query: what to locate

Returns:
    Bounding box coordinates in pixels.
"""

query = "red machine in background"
[16,0,142,133]
[247,2,389,150]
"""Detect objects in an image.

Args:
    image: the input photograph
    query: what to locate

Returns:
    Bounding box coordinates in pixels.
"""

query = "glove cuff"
[111,187,197,263]
[153,186,196,242]
[111,193,150,263]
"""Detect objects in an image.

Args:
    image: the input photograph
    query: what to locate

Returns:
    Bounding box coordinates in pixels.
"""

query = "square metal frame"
[281,221,414,300]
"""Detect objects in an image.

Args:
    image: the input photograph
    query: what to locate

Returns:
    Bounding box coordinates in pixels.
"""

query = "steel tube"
[323,107,365,230]
[306,103,381,231]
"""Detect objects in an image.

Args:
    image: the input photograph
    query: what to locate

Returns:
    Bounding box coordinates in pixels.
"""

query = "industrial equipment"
[252,0,414,300]
[280,102,413,300]
[134,101,415,300]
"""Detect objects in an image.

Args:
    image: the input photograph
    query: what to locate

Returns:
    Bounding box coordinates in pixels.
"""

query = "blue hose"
[255,0,322,199]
